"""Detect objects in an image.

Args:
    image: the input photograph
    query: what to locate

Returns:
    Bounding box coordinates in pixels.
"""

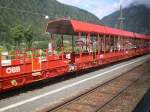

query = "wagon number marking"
[6,66,21,74]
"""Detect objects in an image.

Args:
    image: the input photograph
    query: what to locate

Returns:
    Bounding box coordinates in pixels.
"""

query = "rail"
[46,62,148,112]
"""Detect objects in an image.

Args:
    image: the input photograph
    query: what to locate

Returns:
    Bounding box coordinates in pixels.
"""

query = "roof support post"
[88,33,90,54]
[117,36,120,52]
[124,37,126,51]
[113,36,116,53]
[61,34,64,61]
[71,35,75,64]
[108,35,111,52]
[97,34,100,55]
[103,35,106,54]
[72,35,74,53]
[123,37,126,52]
[120,36,122,51]
[135,38,137,50]
[85,35,88,51]
[123,37,125,51]
[51,34,54,54]
[142,40,144,48]
[140,39,142,49]
[135,38,138,51]
[120,36,123,51]
[127,37,129,51]
[48,34,53,54]
[78,32,82,58]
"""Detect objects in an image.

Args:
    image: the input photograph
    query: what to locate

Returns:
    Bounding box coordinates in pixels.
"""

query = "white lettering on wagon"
[6,66,21,74]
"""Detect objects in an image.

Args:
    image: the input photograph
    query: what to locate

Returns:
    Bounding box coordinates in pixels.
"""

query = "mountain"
[0,0,102,41]
[102,4,150,34]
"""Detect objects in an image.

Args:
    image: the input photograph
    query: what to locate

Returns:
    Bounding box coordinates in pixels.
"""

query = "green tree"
[10,25,25,49]
[0,22,10,43]
[24,25,34,49]
[4,43,12,51]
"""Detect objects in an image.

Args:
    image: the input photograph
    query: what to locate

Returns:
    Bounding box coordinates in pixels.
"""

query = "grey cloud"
[123,0,150,7]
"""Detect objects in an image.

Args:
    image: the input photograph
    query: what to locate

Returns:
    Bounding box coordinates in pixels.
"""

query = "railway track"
[46,61,149,112]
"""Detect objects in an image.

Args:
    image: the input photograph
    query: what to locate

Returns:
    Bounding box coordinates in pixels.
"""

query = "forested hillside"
[0,0,102,50]
[102,4,150,34]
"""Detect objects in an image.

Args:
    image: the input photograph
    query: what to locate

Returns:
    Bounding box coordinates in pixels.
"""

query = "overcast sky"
[57,0,150,19]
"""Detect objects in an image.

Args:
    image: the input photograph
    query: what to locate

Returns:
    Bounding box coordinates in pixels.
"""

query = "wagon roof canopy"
[46,18,75,35]
[46,18,117,35]
[46,18,149,39]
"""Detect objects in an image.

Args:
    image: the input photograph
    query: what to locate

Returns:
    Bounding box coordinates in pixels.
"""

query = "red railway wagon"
[0,18,150,92]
